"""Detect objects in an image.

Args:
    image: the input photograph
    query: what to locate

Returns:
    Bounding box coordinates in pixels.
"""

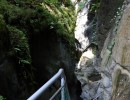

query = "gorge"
[1,0,130,100]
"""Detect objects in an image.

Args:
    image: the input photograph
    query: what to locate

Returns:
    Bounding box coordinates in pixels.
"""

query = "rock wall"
[97,0,124,52]
[75,0,130,99]
[0,0,80,99]
[99,0,130,99]
[30,31,81,100]
[74,0,102,99]
[0,15,30,100]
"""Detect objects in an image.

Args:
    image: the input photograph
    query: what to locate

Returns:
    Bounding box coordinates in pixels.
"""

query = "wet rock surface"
[74,0,103,99]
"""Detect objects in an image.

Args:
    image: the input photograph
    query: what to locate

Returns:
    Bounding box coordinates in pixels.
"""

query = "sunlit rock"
[74,1,90,51]
[77,48,94,69]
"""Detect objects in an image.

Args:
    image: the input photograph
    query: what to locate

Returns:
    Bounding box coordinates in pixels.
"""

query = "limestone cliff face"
[75,0,130,99]
[100,1,130,99]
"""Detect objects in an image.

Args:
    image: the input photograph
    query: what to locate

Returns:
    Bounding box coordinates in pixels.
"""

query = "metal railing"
[27,69,71,100]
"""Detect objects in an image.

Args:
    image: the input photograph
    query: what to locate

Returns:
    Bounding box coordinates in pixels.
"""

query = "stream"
[74,0,103,99]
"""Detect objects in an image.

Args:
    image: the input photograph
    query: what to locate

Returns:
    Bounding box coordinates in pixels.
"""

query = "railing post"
[61,73,65,100]
[27,68,71,100]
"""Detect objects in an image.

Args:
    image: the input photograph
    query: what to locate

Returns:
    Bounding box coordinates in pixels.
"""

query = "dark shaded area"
[97,0,124,52]
[30,28,81,99]
[84,0,99,44]
[88,73,101,82]
[0,19,30,100]
[83,42,98,52]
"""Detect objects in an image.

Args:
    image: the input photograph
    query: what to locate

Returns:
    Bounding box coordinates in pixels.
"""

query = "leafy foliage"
[8,26,31,64]
[0,0,76,91]
[77,1,86,12]
[0,95,5,100]
[39,1,76,46]
[0,0,75,46]
[89,0,101,13]
[0,0,76,98]
[43,0,72,7]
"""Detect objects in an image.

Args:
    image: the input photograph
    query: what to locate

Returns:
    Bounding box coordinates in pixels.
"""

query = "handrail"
[27,68,70,100]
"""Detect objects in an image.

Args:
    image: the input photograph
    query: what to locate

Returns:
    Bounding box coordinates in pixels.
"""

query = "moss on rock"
[0,0,76,99]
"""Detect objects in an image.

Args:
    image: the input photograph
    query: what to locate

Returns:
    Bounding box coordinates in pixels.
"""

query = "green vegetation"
[40,0,76,46]
[107,38,115,52]
[77,2,85,12]
[0,14,6,30]
[8,26,31,65]
[0,0,76,97]
[0,0,76,44]
[0,95,5,100]
[89,0,100,13]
